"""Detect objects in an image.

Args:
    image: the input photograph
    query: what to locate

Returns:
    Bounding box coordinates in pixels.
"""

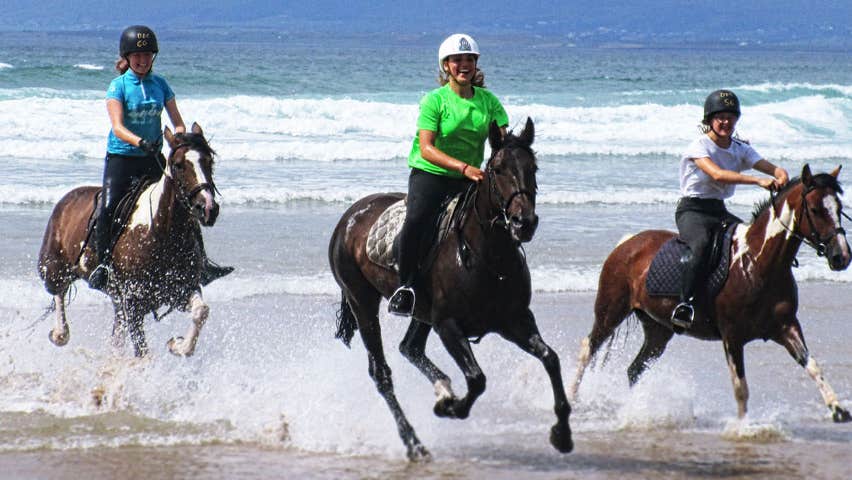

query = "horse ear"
[519,117,534,147]
[191,122,203,136]
[801,163,813,187]
[830,165,842,178]
[488,121,502,152]
[163,126,175,147]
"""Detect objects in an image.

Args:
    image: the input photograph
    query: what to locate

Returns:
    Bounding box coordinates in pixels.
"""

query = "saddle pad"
[366,195,461,270]
[646,223,736,298]
[366,199,407,269]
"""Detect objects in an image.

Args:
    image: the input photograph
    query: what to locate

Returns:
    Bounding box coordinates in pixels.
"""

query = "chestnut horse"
[38,123,220,357]
[329,119,572,460]
[570,164,852,422]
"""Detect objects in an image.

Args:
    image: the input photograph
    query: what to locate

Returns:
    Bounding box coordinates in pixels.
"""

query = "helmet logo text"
[458,38,471,52]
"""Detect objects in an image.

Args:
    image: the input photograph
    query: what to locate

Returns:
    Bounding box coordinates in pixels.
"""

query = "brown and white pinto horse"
[38,123,219,357]
[570,164,852,422]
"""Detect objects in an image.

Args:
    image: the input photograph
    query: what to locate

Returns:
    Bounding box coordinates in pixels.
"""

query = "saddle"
[646,222,737,300]
[81,177,156,262]
[366,194,463,271]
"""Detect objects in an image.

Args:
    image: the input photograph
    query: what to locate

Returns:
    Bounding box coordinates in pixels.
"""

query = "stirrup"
[671,301,694,329]
[388,286,415,317]
[88,263,113,291]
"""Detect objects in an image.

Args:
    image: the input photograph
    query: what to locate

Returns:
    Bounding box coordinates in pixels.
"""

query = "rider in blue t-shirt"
[88,25,232,290]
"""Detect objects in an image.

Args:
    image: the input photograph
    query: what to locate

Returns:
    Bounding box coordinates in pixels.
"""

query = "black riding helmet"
[119,25,159,58]
[703,89,741,125]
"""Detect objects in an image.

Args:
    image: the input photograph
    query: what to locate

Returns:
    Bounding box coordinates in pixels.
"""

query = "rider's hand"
[461,163,484,182]
[757,177,775,190]
[137,138,159,154]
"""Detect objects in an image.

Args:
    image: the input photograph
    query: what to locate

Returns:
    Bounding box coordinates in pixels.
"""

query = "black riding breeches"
[674,197,741,301]
[95,152,164,259]
[397,168,470,286]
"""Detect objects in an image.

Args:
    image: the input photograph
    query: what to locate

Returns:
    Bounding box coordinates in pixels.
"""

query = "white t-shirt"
[679,136,762,199]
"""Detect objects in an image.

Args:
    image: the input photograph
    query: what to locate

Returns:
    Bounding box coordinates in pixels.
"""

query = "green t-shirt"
[408,84,509,178]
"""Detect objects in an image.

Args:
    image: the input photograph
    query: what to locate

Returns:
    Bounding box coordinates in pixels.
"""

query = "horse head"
[794,164,852,270]
[163,122,219,226]
[484,117,538,243]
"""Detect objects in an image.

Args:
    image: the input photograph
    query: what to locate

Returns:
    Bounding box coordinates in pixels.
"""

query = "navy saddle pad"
[646,223,737,298]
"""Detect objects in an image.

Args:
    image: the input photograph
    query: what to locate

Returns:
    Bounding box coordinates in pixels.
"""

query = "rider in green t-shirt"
[388,33,509,316]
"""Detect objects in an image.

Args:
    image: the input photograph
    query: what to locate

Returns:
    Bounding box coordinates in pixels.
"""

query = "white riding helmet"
[438,33,480,72]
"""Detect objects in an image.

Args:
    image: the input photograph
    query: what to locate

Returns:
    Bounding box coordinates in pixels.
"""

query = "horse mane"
[174,132,216,159]
[750,173,843,222]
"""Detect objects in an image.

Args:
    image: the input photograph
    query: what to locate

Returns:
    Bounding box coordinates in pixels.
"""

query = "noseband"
[772,184,845,257]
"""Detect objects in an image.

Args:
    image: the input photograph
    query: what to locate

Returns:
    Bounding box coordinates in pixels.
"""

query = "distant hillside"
[3,0,850,48]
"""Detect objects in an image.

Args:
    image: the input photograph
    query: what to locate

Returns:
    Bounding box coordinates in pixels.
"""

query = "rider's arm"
[164,98,186,134]
[693,156,775,189]
[419,126,507,182]
[753,159,789,188]
[107,98,147,147]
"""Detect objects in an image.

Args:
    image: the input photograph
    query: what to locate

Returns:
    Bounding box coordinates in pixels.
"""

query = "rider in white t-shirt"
[671,89,789,328]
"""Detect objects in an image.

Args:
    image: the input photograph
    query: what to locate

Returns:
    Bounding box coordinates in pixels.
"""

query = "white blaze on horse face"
[184,151,214,218]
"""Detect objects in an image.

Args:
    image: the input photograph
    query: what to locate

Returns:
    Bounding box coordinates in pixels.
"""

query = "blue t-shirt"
[106,70,175,156]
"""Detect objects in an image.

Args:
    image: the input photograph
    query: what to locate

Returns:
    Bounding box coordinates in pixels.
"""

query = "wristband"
[461,164,468,175]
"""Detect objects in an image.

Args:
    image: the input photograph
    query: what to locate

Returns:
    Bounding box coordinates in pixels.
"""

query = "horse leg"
[110,298,127,352]
[773,323,851,423]
[125,304,148,357]
[48,293,70,347]
[569,284,632,400]
[167,290,209,357]
[399,319,454,404]
[627,311,675,386]
[431,317,485,420]
[350,293,430,461]
[497,309,573,453]
[723,340,749,418]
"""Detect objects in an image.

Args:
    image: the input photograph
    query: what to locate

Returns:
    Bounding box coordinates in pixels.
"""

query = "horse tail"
[334,294,358,348]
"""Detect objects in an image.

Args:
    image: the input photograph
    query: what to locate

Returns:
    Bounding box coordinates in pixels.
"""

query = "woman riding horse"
[388,33,508,316]
[671,89,788,328]
[89,25,231,290]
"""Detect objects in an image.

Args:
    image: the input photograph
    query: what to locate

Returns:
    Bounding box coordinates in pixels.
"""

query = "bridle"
[166,139,216,212]
[771,183,846,257]
[454,144,536,280]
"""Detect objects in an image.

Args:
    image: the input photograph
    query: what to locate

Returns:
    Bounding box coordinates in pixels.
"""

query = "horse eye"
[174,161,185,171]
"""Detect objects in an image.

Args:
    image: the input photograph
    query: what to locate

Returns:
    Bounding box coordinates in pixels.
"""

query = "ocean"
[0,29,850,479]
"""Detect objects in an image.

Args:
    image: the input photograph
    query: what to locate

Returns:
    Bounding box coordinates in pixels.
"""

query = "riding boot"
[672,253,698,329]
[389,222,420,317]
[194,224,233,286]
[88,214,112,291]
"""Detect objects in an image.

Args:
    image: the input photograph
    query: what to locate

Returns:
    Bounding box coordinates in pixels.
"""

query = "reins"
[454,147,533,281]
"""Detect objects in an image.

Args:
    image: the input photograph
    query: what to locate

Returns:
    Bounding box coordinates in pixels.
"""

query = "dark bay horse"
[328,118,572,460]
[38,123,220,357]
[570,164,852,423]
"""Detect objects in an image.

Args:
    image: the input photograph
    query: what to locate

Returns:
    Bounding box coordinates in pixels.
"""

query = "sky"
[3,1,851,47]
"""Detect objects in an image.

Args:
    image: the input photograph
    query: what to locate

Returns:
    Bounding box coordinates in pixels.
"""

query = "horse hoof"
[550,424,574,453]
[167,336,193,357]
[433,397,468,419]
[48,327,69,347]
[433,397,455,418]
[832,406,852,423]
[407,444,432,463]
